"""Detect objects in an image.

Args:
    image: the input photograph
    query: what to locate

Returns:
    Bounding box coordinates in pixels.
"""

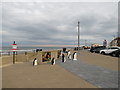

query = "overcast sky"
[2,2,118,47]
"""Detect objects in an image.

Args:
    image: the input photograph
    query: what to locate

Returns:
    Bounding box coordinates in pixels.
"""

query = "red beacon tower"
[12,41,17,52]
[12,41,17,64]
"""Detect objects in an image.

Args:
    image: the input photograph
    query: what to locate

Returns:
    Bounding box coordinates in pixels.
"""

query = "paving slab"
[56,58,118,88]
[2,62,96,88]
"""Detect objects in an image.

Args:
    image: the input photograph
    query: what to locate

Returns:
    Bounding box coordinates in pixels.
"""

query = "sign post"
[12,41,17,64]
[103,40,107,47]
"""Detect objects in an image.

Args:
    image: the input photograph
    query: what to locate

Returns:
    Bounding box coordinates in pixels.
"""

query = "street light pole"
[78,21,80,55]
[113,35,115,46]
[85,40,87,46]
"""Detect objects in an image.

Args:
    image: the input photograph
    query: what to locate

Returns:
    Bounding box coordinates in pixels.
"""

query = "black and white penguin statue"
[33,58,38,66]
[51,57,55,65]
[73,52,77,60]
[67,51,70,59]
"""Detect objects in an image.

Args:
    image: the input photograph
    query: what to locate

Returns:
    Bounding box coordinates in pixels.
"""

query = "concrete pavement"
[2,61,96,88]
[2,50,119,88]
[57,55,118,88]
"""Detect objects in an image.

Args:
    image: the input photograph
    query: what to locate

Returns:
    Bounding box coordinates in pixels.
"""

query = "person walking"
[62,53,65,62]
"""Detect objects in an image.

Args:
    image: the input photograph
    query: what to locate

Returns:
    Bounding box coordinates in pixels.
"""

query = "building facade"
[110,37,120,47]
[91,43,99,47]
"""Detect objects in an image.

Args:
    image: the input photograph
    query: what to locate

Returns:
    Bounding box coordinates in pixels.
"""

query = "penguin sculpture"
[73,52,77,60]
[69,54,72,59]
[51,57,55,65]
[33,58,38,66]
[67,51,71,59]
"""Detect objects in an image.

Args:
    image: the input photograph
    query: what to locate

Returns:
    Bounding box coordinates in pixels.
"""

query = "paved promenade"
[2,62,96,88]
[77,50,118,71]
[2,50,118,88]
[57,58,118,88]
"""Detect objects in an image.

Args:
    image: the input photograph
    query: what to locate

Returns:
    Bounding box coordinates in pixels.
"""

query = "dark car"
[109,49,120,57]
[90,46,106,53]
[94,47,106,53]
[74,47,82,50]
[36,48,42,52]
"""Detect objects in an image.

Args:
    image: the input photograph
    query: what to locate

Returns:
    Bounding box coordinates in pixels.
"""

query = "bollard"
[8,52,10,56]
[25,52,27,55]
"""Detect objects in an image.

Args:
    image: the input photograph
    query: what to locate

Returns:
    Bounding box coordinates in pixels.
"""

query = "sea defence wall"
[1,48,79,66]
[1,50,61,66]
[36,50,61,64]
[1,52,37,65]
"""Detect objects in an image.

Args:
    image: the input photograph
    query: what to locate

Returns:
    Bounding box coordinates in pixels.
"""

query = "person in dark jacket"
[62,53,65,62]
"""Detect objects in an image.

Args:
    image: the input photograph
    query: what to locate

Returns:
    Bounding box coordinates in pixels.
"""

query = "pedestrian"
[64,55,66,62]
[60,51,63,57]
[62,53,65,62]
[51,57,55,65]
[33,58,38,66]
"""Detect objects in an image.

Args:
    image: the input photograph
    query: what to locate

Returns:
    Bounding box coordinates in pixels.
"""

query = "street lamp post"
[85,40,87,46]
[113,35,116,46]
[78,21,80,55]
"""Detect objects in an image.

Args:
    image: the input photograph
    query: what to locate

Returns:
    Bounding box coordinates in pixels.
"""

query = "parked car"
[74,47,82,50]
[109,49,120,57]
[90,46,106,53]
[94,47,106,53]
[100,47,120,55]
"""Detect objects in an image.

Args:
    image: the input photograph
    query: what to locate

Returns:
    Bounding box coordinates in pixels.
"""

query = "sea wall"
[1,52,37,65]
[1,50,62,66]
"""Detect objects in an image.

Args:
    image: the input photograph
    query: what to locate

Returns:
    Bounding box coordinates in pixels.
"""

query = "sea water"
[1,46,64,55]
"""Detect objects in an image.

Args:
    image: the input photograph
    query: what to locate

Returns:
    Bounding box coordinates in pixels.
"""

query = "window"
[111,47,119,49]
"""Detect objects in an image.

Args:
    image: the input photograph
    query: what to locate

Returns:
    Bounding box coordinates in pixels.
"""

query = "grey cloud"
[2,2,118,46]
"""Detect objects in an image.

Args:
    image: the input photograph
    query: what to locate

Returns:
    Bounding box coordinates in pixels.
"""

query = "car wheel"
[118,54,120,57]
[101,52,105,55]
[112,53,116,57]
